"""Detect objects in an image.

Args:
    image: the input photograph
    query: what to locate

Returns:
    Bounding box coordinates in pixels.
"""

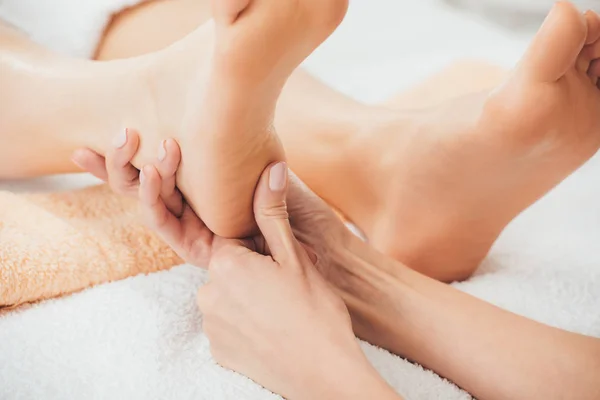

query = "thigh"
[95,0,211,60]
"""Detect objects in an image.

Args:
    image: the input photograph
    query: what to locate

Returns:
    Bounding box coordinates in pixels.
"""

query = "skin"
[92,136,600,400]
[167,162,399,400]
[5,1,600,283]
[77,0,600,283]
[139,157,401,400]
[161,0,349,238]
[0,0,350,241]
[7,1,597,397]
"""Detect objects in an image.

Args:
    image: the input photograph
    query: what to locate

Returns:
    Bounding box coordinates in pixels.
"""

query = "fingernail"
[71,156,83,169]
[269,162,287,192]
[158,140,167,161]
[112,128,128,148]
[139,168,146,185]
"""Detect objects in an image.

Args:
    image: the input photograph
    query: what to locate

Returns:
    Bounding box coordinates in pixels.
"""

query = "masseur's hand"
[133,144,350,284]
[71,129,184,216]
[77,131,354,280]
[200,164,398,400]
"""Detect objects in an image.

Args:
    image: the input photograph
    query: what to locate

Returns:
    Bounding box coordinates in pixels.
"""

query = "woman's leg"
[94,0,378,200]
[87,1,600,280]
[94,0,397,238]
[0,22,153,177]
[6,1,600,280]
[0,0,351,238]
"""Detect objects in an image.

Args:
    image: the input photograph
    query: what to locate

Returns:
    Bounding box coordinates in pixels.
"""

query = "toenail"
[112,128,128,148]
[269,162,287,192]
[158,140,167,162]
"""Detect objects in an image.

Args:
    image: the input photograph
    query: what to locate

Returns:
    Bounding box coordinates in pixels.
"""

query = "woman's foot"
[141,0,348,238]
[347,2,600,281]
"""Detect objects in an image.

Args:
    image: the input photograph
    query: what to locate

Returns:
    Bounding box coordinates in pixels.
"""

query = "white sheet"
[2,1,599,399]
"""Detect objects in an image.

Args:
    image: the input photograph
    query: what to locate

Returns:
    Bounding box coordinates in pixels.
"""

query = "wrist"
[328,233,407,310]
[303,350,400,400]
[328,233,421,356]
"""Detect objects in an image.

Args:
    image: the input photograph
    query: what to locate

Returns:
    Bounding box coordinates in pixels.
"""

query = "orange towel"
[0,184,182,307]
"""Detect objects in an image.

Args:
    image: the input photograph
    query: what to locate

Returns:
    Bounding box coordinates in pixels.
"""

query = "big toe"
[520,1,587,82]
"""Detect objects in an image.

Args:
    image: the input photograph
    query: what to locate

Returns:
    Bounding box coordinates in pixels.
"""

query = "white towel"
[1,1,598,399]
[0,0,151,58]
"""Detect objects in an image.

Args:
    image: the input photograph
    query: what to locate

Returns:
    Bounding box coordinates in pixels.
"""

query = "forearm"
[332,235,600,400]
[0,23,149,177]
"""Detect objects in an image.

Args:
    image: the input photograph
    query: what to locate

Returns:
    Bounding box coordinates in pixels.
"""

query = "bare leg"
[0,23,153,178]
[94,0,384,238]
[75,0,600,280]
[95,0,376,218]
[7,1,600,280]
[0,0,349,238]
[350,4,600,280]
[279,3,600,281]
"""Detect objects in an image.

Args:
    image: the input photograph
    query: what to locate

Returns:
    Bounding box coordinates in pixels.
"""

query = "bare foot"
[351,2,600,281]
[129,0,346,238]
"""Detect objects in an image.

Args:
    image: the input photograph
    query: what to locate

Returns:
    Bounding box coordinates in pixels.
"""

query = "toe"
[520,1,587,82]
[584,10,600,44]
[211,0,251,25]
[589,58,600,81]
[580,38,600,75]
[577,11,600,71]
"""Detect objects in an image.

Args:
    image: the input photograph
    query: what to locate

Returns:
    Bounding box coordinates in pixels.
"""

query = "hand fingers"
[71,148,109,181]
[253,162,302,268]
[139,165,185,248]
[155,139,184,217]
[105,128,141,196]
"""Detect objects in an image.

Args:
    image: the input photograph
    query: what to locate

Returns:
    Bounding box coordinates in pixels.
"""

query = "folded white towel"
[0,0,150,58]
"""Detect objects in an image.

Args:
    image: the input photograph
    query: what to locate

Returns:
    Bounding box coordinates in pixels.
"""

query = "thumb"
[253,162,298,265]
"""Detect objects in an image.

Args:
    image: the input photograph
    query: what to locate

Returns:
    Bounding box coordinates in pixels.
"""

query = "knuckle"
[258,201,289,220]
[209,245,248,276]
[210,256,239,279]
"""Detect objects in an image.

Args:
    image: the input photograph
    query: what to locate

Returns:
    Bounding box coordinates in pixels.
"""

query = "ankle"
[73,58,156,157]
[346,108,424,227]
